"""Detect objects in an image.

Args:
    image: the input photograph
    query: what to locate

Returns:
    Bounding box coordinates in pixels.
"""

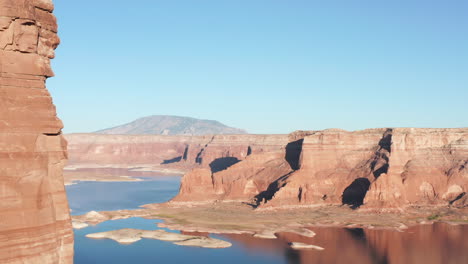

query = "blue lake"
[66,177,468,264]
[66,177,286,264]
[73,218,286,264]
[66,177,181,215]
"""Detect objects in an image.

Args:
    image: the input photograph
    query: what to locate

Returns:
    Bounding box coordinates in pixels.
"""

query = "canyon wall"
[173,128,467,209]
[68,129,467,209]
[0,0,73,263]
[65,133,289,172]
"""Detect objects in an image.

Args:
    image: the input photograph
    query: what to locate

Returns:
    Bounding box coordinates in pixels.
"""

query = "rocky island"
[85,228,232,248]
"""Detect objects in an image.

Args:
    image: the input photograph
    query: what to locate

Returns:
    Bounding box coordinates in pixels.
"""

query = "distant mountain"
[95,115,247,135]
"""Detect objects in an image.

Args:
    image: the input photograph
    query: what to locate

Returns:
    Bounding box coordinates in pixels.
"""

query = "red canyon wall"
[67,129,467,208]
[173,128,467,209]
[0,0,73,263]
[65,133,289,172]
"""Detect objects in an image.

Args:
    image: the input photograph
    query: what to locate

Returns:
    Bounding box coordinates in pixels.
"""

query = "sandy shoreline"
[63,166,184,185]
[72,201,468,238]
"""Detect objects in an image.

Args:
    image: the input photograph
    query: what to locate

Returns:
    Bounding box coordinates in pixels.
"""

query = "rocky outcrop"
[65,133,289,172]
[174,128,467,209]
[173,151,293,202]
[0,0,73,263]
[67,128,467,209]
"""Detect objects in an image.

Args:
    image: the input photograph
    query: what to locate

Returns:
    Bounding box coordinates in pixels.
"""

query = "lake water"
[66,177,468,264]
[66,176,181,215]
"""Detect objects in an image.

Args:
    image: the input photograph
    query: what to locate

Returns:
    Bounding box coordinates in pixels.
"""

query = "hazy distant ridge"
[95,115,247,135]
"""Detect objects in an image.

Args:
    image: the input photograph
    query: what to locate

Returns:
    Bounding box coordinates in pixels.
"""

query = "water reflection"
[68,178,467,264]
[222,223,468,264]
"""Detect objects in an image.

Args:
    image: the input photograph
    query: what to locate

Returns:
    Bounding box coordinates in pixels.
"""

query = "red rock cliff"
[0,0,73,263]
[65,133,289,172]
[174,128,467,209]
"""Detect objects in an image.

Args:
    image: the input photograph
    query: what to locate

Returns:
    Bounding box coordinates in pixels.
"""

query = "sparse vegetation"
[427,214,441,221]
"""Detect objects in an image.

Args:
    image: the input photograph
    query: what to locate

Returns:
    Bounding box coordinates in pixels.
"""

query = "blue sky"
[48,0,468,134]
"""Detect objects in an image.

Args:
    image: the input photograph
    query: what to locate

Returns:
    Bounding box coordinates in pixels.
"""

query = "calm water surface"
[66,176,180,215]
[66,177,468,264]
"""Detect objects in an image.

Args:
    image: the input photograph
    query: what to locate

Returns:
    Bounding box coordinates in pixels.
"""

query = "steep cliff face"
[365,128,467,208]
[174,128,467,209]
[265,128,392,207]
[0,0,73,263]
[68,128,467,209]
[173,151,293,202]
[66,133,289,171]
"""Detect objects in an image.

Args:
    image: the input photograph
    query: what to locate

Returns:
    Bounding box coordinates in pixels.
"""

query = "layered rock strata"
[65,133,289,172]
[173,128,467,209]
[0,0,73,263]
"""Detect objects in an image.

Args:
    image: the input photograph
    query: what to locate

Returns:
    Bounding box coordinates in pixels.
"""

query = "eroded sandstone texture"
[174,128,467,209]
[0,0,73,263]
[66,133,289,172]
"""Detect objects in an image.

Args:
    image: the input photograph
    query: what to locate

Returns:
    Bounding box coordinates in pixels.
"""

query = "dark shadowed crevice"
[43,132,61,136]
[251,137,305,207]
[209,157,240,173]
[195,151,203,164]
[449,192,466,206]
[370,128,393,179]
[195,136,215,164]
[297,187,303,202]
[285,139,303,170]
[372,163,389,178]
[161,156,182,164]
[342,178,371,209]
[378,128,393,153]
[247,146,252,156]
[182,145,188,161]
[254,172,293,207]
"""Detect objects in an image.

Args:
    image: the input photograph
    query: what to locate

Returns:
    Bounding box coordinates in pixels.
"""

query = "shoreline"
[72,201,468,236]
[63,166,184,185]
[67,171,467,234]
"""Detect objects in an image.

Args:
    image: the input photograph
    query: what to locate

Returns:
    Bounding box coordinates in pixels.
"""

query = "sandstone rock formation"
[173,151,293,202]
[68,128,467,209]
[65,133,289,172]
[173,128,467,209]
[0,0,73,263]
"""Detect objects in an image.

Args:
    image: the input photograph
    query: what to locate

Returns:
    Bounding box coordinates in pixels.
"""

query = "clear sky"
[48,0,468,134]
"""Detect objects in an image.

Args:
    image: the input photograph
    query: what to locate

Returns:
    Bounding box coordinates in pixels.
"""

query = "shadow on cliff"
[253,172,293,207]
[252,139,305,207]
[209,157,241,173]
[161,146,189,165]
[285,139,303,170]
[370,128,393,179]
[161,156,182,164]
[342,178,371,209]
